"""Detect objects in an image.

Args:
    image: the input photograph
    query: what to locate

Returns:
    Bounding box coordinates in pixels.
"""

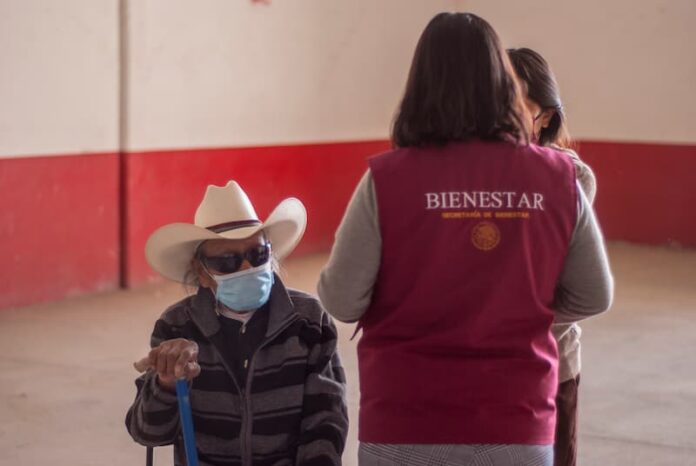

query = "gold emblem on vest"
[471,221,501,251]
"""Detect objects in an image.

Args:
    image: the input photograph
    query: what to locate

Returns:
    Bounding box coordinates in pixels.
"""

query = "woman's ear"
[540,109,555,129]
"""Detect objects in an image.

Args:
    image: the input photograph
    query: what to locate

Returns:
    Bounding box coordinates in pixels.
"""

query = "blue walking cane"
[135,360,199,466]
[175,378,200,466]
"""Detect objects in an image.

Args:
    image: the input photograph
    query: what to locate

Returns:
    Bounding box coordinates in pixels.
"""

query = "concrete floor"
[1,243,695,466]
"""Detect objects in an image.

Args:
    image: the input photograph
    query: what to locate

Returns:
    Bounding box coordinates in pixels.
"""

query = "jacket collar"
[188,273,297,339]
[264,274,298,337]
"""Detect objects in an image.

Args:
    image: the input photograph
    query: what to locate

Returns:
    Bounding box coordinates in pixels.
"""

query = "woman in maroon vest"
[319,12,613,466]
[509,46,597,466]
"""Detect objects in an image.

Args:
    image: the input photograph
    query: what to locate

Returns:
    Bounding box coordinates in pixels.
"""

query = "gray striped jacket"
[125,278,348,466]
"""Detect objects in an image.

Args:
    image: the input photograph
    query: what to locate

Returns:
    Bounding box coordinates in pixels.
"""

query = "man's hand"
[134,338,201,391]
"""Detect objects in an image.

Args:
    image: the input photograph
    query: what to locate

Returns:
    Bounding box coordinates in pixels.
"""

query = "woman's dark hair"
[507,47,572,148]
[392,12,529,148]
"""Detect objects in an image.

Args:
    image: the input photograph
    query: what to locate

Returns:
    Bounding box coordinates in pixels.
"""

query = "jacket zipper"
[206,343,245,466]
[241,315,299,466]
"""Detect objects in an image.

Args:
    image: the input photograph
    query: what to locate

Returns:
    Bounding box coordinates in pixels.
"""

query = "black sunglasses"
[199,242,271,275]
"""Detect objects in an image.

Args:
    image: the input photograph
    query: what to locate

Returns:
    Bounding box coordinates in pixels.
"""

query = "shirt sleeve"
[124,317,182,447]
[318,169,382,323]
[553,183,614,323]
[560,148,597,204]
[296,312,349,466]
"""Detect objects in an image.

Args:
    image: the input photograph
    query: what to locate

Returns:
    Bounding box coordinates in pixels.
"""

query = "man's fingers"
[146,340,198,379]
[156,346,169,375]
[174,350,189,378]
[166,347,179,377]
[174,346,198,378]
[183,361,201,380]
[184,345,198,361]
[133,357,150,373]
[148,347,160,365]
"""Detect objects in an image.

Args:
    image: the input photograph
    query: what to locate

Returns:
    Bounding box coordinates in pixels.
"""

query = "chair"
[146,446,153,466]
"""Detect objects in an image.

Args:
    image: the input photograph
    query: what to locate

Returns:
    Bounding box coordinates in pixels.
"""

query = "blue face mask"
[210,262,274,312]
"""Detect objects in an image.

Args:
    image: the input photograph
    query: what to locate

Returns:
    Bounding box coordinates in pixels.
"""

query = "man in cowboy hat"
[125,181,348,466]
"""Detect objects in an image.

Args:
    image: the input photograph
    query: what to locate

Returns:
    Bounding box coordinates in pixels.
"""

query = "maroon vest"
[358,139,577,444]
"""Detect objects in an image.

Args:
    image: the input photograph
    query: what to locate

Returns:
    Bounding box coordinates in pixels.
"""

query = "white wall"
[1,0,693,158]
[458,0,696,144]
[127,0,696,150]
[0,0,119,157]
[125,0,458,151]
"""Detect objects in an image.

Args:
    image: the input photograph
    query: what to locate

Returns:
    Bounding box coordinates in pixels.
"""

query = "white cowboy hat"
[145,180,307,283]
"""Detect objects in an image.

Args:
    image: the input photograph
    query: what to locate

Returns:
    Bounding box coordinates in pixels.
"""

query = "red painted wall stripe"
[578,140,696,247]
[0,152,120,309]
[1,139,694,309]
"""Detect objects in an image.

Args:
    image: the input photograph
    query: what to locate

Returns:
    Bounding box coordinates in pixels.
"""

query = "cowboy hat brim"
[145,198,306,283]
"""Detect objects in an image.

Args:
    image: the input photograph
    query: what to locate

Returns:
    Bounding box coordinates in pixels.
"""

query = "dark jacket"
[126,277,348,466]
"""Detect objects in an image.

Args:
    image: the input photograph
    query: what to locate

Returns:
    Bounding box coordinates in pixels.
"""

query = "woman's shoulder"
[548,143,582,160]
[548,144,595,174]
[521,143,580,173]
